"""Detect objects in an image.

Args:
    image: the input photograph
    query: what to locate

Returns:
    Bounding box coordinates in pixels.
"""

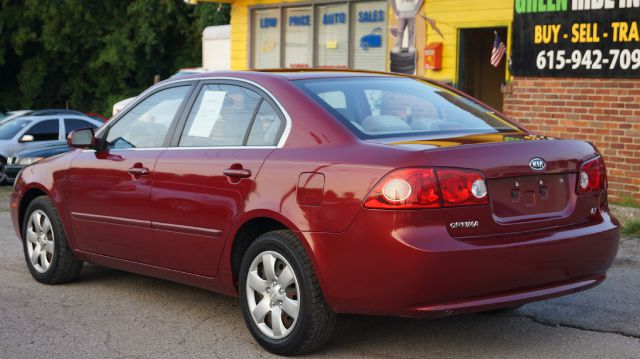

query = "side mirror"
[67,128,96,149]
[19,134,34,143]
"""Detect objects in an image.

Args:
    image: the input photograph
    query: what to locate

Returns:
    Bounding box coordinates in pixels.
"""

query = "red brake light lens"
[577,156,606,194]
[363,168,441,209]
[437,168,489,207]
[363,167,489,209]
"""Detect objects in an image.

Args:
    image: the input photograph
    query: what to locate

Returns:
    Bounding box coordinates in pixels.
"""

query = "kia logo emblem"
[529,158,546,171]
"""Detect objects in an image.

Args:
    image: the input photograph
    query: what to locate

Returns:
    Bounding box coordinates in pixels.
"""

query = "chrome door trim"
[95,76,293,149]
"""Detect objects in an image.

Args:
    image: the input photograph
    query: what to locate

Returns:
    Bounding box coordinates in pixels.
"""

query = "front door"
[458,27,508,111]
[67,85,192,263]
[150,82,286,277]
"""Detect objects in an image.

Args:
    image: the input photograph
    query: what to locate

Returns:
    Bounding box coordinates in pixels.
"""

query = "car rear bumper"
[303,209,620,317]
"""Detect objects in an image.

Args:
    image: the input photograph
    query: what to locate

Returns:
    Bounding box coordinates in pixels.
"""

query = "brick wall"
[503,77,640,202]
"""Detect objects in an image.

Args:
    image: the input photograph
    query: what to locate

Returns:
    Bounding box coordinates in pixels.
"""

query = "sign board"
[511,0,640,78]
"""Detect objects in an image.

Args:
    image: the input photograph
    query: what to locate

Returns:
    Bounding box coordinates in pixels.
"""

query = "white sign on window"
[253,9,281,69]
[188,91,226,137]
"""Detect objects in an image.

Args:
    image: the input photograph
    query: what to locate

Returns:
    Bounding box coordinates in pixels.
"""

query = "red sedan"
[10,70,619,355]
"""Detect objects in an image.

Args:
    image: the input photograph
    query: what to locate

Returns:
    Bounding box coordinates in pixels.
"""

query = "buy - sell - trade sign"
[511,0,640,78]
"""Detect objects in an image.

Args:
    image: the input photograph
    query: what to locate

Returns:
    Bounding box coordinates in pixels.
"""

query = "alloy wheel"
[25,210,55,273]
[245,250,300,340]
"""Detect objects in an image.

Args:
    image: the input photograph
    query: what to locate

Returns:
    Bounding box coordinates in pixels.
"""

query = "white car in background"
[111,68,210,116]
[0,110,32,125]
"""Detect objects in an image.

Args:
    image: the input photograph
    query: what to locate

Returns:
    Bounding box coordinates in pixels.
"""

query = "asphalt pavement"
[0,187,638,358]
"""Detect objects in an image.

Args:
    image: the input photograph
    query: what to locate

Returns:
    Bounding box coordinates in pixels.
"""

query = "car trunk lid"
[367,132,603,237]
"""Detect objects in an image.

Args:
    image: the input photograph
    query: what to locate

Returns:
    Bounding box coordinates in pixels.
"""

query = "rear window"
[293,77,521,139]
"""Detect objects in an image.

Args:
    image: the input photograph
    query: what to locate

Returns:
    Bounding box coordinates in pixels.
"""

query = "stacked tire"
[390,50,416,74]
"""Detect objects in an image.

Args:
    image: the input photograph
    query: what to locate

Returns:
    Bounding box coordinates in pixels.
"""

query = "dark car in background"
[5,143,73,184]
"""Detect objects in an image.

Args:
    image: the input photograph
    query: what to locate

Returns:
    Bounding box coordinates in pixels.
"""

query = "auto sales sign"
[511,0,640,78]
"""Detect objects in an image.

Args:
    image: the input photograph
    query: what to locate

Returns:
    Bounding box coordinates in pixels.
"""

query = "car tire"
[22,196,83,284]
[239,230,335,355]
[482,305,524,315]
[0,157,7,185]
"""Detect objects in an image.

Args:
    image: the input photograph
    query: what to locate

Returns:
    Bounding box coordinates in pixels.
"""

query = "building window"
[251,1,387,71]
[253,8,281,69]
[284,7,313,69]
[316,3,349,69]
[352,1,387,71]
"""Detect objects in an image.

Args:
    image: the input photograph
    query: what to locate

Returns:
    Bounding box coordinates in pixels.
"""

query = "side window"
[65,119,98,136]
[179,84,260,147]
[25,120,60,141]
[246,101,283,146]
[106,86,190,149]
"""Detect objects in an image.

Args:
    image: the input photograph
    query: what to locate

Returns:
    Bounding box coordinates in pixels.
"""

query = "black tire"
[0,157,7,185]
[390,53,416,67]
[239,230,335,356]
[482,305,524,315]
[390,64,416,74]
[22,196,83,284]
[390,51,416,65]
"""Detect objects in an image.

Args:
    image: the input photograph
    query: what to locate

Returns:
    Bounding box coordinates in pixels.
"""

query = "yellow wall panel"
[423,0,513,83]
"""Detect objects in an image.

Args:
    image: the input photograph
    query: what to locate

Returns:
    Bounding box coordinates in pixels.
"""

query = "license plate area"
[488,173,572,220]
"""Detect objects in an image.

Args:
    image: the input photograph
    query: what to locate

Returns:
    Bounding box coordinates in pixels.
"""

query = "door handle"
[223,168,252,179]
[128,167,150,177]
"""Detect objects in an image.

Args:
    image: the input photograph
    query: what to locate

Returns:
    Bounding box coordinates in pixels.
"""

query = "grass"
[622,219,640,237]
[611,197,640,209]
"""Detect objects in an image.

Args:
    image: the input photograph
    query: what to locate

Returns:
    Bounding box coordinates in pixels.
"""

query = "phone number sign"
[511,0,640,78]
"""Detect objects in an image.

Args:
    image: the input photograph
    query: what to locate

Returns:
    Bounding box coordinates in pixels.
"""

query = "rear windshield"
[0,119,31,139]
[293,77,521,139]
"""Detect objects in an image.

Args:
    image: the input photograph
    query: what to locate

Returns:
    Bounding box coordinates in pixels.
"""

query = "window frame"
[22,118,63,142]
[95,82,197,151]
[248,0,388,70]
[62,117,100,137]
[169,79,288,149]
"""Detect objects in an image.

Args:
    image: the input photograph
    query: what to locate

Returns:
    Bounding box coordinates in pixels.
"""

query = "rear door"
[66,84,193,263]
[150,80,286,276]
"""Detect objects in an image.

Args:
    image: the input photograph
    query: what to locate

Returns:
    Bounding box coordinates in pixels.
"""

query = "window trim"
[93,77,292,151]
[170,80,287,148]
[22,118,63,142]
[95,83,197,151]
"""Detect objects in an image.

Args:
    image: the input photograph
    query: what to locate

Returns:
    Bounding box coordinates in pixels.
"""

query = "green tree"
[0,0,229,116]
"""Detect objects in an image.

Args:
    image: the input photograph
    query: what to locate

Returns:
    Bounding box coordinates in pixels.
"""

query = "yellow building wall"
[422,0,514,84]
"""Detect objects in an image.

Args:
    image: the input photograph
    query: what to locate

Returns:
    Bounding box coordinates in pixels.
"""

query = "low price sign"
[511,0,640,78]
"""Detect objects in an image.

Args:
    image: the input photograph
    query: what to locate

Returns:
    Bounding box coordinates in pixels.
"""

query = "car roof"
[30,109,85,116]
[17,115,101,124]
[168,69,397,82]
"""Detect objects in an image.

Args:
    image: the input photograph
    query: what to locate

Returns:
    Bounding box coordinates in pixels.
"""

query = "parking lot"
[0,186,638,358]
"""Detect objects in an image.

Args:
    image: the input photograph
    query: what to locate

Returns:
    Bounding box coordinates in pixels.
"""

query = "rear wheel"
[22,196,83,284]
[239,230,335,355]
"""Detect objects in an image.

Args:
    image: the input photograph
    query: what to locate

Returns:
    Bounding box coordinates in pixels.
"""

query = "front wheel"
[239,230,335,355]
[22,196,83,284]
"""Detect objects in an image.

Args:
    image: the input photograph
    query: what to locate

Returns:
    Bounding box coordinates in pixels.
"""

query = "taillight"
[437,168,489,207]
[363,168,441,209]
[363,167,488,209]
[577,156,606,194]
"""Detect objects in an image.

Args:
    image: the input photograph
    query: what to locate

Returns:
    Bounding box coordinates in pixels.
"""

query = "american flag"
[491,32,506,68]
